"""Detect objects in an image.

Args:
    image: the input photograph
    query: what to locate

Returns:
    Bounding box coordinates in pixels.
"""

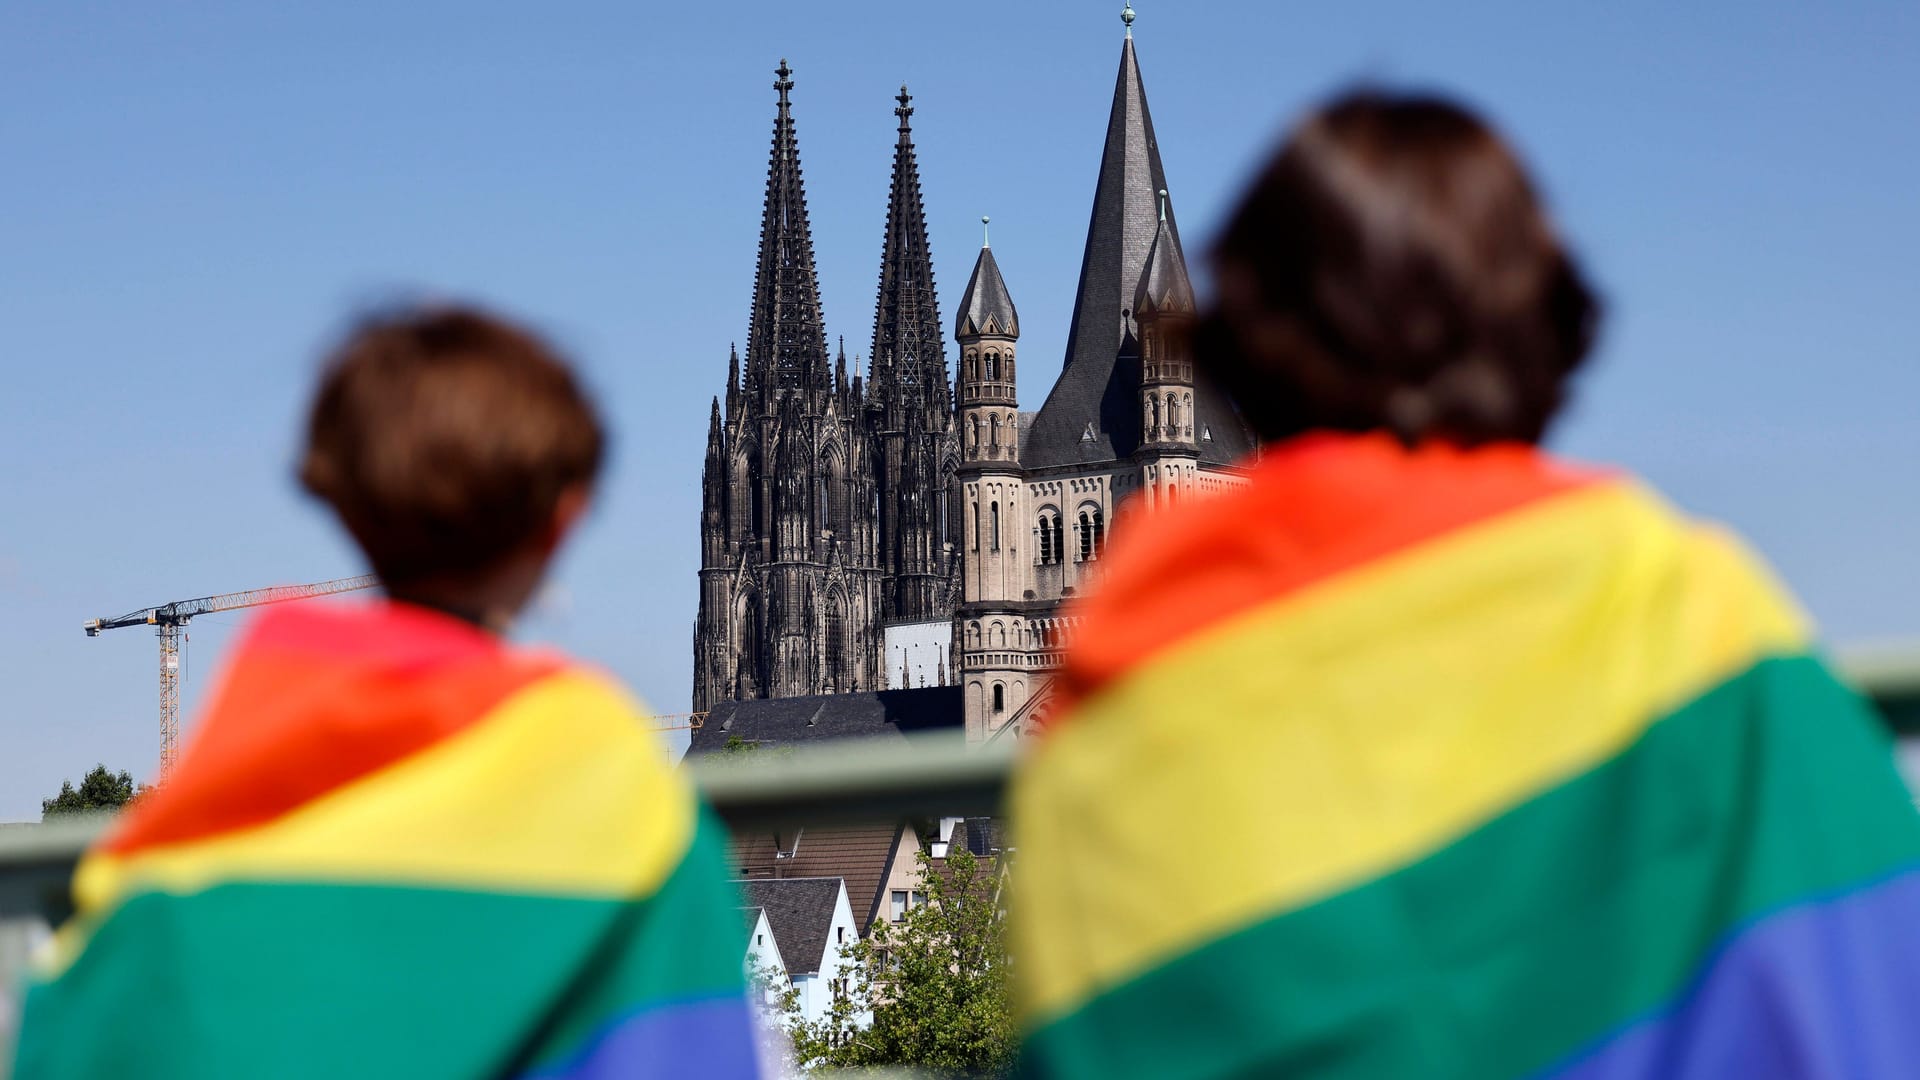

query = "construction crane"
[85,575,379,780]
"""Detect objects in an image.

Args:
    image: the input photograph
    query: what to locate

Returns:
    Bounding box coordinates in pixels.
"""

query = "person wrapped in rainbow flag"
[14,310,760,1078]
[1011,93,1920,1079]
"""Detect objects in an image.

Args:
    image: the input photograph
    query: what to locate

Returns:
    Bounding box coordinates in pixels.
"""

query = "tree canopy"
[41,764,137,819]
[775,845,1014,1076]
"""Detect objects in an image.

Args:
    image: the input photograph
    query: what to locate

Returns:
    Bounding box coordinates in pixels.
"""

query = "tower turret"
[954,224,1029,741]
[1133,187,1199,505]
[956,220,1021,467]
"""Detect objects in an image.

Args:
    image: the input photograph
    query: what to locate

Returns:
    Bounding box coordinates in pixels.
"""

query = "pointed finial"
[1157,188,1168,223]
[775,58,794,103]
[981,215,991,248]
[1121,3,1135,36]
[895,83,914,139]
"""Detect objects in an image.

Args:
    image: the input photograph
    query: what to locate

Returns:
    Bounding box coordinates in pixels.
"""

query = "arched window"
[993,683,1006,713]
[825,601,847,691]
[967,415,978,451]
[985,352,999,381]
[1166,392,1178,433]
[971,501,980,551]
[1078,512,1093,561]
[965,353,976,381]
[989,414,1000,448]
[1051,514,1065,563]
[1092,507,1105,559]
[990,501,1001,552]
[1037,516,1054,565]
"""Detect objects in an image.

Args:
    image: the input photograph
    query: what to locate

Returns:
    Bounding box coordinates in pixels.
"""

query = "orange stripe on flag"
[105,603,563,856]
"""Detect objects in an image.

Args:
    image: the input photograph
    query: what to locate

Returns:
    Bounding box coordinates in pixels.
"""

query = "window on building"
[985,352,998,380]
[1037,516,1053,565]
[1092,507,1105,558]
[837,927,846,945]
[913,891,927,909]
[989,414,1000,448]
[993,683,1005,713]
[971,502,980,551]
[1078,511,1093,561]
[1051,515,1065,563]
[990,501,1000,552]
[891,890,908,922]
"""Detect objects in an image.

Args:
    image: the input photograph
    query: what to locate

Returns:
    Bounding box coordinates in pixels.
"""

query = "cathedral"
[694,11,1257,738]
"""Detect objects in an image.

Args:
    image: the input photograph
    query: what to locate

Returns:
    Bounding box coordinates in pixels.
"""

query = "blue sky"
[1,1,1915,819]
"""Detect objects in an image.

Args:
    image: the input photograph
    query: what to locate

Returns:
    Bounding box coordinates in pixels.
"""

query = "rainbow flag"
[14,602,757,1079]
[1012,433,1920,1079]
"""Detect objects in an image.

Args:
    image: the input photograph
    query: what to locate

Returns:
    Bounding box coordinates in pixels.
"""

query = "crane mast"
[85,575,380,780]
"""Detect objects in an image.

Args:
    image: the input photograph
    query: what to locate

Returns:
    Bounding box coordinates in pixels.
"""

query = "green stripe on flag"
[16,816,745,1080]
[1019,655,1920,1080]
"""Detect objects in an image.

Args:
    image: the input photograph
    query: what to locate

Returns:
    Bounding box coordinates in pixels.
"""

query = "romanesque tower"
[1131,189,1201,509]
[953,227,1027,742]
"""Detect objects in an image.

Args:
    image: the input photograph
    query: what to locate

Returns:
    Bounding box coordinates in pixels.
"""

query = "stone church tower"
[693,63,958,711]
[950,12,1257,742]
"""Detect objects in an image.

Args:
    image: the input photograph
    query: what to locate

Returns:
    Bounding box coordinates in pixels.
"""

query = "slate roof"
[956,244,1019,338]
[737,877,846,975]
[689,685,962,755]
[1022,34,1255,471]
[731,822,911,935]
[1134,213,1194,315]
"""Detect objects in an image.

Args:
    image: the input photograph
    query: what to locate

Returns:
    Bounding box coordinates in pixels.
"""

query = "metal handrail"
[5,647,1919,881]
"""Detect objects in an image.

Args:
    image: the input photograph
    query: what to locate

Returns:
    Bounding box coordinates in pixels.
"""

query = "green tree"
[781,846,1014,1076]
[40,764,137,819]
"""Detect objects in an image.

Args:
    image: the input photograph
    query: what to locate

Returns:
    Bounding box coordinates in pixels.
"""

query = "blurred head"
[1196,90,1599,446]
[299,305,604,623]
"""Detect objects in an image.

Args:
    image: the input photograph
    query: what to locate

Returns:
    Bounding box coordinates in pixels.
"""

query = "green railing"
[4,645,1918,1069]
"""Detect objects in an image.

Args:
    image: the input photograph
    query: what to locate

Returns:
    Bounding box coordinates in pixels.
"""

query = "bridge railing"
[4,645,1917,1070]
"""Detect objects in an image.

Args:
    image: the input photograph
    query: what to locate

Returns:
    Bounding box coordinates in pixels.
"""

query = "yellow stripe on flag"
[1013,481,1808,1023]
[67,670,691,936]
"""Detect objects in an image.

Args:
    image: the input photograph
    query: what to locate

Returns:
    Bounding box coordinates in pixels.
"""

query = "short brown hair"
[299,306,605,585]
[1196,90,1599,445]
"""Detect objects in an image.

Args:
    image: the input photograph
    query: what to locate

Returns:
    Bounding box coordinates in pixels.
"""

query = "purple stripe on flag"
[518,994,760,1080]
[1546,867,1920,1079]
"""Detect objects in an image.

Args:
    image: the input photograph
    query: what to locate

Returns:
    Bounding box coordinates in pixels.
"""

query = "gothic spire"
[868,83,949,419]
[745,59,830,393]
